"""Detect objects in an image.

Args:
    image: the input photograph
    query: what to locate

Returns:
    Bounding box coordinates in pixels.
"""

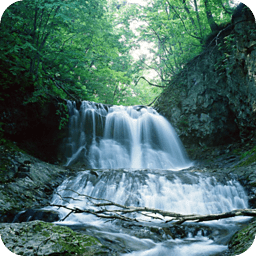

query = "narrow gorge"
[1,2,256,256]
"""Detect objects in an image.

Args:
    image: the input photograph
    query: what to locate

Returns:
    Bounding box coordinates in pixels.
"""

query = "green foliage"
[0,0,140,106]
[116,0,235,88]
[56,102,69,130]
[0,0,238,108]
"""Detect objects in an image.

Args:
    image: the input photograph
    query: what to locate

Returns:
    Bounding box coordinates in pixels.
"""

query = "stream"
[47,101,251,255]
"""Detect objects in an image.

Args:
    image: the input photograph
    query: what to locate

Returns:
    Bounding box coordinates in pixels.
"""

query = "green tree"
[0,0,238,107]
[118,0,235,90]
[0,0,138,105]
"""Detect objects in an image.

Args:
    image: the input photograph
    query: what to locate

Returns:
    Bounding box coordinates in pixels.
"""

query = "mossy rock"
[228,219,256,255]
[237,153,256,167]
[0,220,108,255]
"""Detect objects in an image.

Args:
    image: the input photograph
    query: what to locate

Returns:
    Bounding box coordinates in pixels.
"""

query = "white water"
[64,101,192,170]
[55,101,250,255]
[48,169,249,255]
[51,170,248,220]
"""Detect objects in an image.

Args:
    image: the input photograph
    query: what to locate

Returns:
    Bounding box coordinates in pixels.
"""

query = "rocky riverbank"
[0,142,115,255]
[0,142,74,223]
[227,219,256,255]
[189,141,256,255]
[0,141,256,255]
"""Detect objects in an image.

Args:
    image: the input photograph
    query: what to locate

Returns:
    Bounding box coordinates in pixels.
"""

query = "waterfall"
[51,170,248,220]
[51,100,250,255]
[48,169,249,255]
[63,101,192,170]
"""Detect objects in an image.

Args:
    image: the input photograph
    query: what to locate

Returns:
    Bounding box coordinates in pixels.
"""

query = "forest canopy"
[0,0,239,106]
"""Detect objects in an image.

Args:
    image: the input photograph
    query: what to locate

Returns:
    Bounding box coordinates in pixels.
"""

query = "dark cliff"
[0,97,68,163]
[155,5,256,148]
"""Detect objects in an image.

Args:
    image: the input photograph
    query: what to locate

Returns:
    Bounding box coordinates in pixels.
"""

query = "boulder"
[0,220,107,256]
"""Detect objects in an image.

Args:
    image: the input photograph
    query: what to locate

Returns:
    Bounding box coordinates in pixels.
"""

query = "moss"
[236,153,256,167]
[233,145,256,167]
[228,219,256,255]
[1,221,105,256]
[238,154,256,166]
[33,222,103,255]
[240,146,256,159]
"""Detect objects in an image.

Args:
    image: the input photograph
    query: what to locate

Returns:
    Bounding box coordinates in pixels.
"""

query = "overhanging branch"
[135,76,166,88]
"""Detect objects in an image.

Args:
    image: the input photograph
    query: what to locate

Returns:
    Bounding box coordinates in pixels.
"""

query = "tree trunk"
[193,0,203,39]
[204,0,219,32]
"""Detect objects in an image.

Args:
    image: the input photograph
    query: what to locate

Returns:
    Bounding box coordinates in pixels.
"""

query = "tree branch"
[171,208,256,225]
[138,56,166,80]
[51,190,256,225]
[135,76,166,88]
[165,0,202,40]
[42,66,79,101]
[147,95,160,107]
[208,20,249,48]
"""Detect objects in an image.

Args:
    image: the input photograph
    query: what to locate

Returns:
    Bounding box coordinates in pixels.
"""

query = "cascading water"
[63,101,192,170]
[48,100,251,255]
[48,169,249,255]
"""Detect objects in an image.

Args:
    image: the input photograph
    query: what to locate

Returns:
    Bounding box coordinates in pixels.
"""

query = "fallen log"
[50,189,256,224]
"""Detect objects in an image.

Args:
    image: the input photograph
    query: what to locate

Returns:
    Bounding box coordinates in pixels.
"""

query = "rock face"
[0,148,74,222]
[0,98,68,163]
[155,5,256,147]
[0,220,106,256]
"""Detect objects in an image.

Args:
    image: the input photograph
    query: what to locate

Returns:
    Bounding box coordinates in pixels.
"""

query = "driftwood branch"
[51,190,256,225]
[169,208,256,225]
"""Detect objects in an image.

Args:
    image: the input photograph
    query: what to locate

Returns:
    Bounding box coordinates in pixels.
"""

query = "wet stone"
[12,209,60,223]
